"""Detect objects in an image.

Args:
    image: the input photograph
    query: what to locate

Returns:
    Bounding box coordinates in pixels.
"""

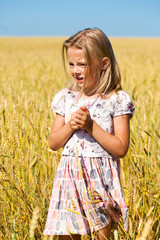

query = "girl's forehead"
[67,47,86,60]
[67,47,84,54]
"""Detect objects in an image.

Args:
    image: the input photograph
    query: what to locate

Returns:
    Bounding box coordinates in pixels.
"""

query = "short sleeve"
[51,89,67,116]
[111,91,135,118]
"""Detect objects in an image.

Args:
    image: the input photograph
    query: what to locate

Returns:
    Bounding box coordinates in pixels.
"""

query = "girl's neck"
[81,92,99,99]
[81,87,99,99]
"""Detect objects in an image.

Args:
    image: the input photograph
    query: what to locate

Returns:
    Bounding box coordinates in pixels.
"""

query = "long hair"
[62,28,122,97]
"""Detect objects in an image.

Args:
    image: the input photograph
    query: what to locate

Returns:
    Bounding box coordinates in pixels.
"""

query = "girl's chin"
[77,80,84,86]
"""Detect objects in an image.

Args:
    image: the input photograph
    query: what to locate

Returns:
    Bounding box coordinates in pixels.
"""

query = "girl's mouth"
[76,76,83,83]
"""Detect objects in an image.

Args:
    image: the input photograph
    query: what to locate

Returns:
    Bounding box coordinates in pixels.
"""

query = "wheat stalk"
[136,218,153,240]
[29,206,40,239]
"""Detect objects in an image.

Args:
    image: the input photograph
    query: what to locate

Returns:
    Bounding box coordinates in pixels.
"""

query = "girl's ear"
[101,57,110,70]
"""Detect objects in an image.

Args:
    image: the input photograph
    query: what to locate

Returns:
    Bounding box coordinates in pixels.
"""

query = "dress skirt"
[43,155,128,236]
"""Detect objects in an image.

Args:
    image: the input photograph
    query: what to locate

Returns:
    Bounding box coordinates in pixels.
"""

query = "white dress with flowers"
[43,88,134,236]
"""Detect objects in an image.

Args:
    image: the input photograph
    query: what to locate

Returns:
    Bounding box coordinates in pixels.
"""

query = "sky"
[0,0,160,37]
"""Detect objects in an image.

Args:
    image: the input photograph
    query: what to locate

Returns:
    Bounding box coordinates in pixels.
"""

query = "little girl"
[44,28,134,240]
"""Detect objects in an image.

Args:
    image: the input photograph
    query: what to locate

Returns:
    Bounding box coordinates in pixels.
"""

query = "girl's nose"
[73,65,80,74]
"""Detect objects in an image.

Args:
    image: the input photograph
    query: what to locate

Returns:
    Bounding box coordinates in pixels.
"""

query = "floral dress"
[43,88,134,236]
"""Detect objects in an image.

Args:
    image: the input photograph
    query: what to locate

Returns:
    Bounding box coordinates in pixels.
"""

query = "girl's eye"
[68,62,87,67]
[79,63,87,67]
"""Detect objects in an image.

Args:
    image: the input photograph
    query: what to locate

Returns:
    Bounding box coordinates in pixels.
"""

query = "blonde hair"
[62,28,122,97]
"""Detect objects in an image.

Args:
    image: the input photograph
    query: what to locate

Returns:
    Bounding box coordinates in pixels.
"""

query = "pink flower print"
[80,140,84,149]
[128,102,133,110]
[70,146,74,152]
[85,102,91,108]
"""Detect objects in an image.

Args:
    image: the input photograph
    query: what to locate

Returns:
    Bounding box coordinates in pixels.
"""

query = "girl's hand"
[69,112,80,130]
[73,106,93,132]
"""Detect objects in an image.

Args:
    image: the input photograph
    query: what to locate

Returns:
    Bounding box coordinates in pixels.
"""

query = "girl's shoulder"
[51,88,79,111]
[52,88,77,100]
[108,90,135,117]
[108,90,132,102]
[51,88,68,114]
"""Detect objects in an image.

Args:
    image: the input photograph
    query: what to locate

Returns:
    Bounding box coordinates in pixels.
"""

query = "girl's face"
[67,47,101,95]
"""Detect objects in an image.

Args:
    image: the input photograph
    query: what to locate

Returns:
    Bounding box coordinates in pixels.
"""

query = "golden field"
[0,37,160,240]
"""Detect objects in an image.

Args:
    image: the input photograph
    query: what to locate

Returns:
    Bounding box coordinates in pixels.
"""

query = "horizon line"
[0,35,160,38]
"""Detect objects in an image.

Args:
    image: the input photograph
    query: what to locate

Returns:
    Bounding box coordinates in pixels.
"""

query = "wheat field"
[0,37,160,240]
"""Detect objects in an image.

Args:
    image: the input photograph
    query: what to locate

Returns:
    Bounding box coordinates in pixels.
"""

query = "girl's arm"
[49,114,73,151]
[74,106,131,158]
[49,111,82,151]
[90,114,130,158]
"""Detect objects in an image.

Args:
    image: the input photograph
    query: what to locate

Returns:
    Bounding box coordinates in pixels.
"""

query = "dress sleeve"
[51,89,67,116]
[111,91,135,118]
